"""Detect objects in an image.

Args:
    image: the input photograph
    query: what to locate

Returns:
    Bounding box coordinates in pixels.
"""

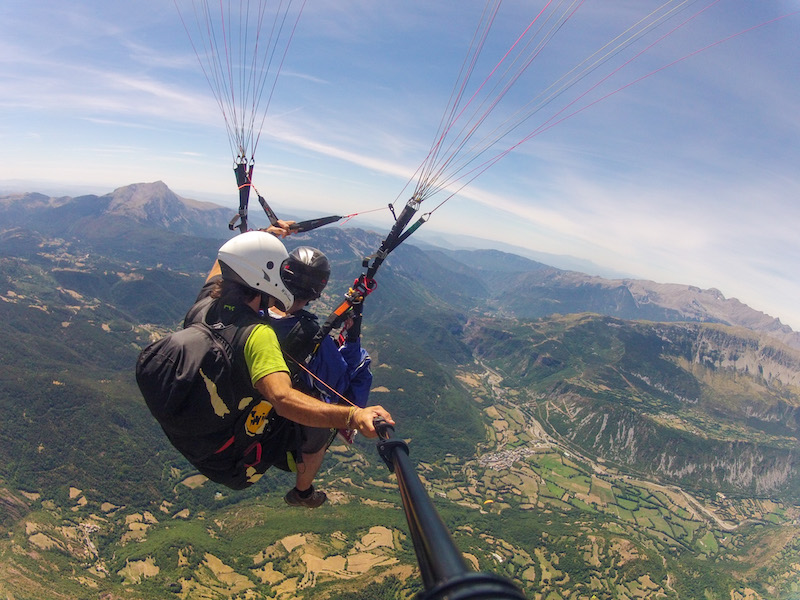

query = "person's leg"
[284,426,335,508]
[295,445,326,491]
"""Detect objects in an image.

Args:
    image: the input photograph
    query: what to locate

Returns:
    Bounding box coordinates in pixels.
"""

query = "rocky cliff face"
[105,181,233,238]
[651,323,800,388]
[549,391,799,497]
[466,314,800,499]
[626,280,800,350]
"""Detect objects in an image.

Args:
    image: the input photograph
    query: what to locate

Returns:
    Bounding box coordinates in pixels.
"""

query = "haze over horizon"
[1,1,798,329]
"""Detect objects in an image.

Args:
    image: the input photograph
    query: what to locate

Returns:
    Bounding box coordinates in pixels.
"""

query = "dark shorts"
[301,425,337,454]
[270,424,337,473]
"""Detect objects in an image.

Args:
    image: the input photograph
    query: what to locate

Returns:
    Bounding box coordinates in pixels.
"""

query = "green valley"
[1,188,799,599]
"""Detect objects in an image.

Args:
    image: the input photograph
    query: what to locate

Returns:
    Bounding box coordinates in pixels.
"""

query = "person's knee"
[300,426,336,454]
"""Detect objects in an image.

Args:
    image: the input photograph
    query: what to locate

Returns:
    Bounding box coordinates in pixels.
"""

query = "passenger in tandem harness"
[136,231,393,507]
[268,246,373,446]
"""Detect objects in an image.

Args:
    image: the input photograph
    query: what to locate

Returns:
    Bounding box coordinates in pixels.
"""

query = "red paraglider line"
[422,0,587,201]
[425,8,799,214]
[236,180,388,226]
[340,205,390,225]
[418,0,560,200]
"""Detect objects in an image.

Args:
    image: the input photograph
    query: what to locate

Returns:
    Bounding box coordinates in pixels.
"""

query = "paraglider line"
[419,0,586,202]
[425,8,799,214]
[286,353,357,409]
[253,0,308,156]
[416,0,693,202]
[417,0,558,200]
[339,205,390,225]
[519,8,800,149]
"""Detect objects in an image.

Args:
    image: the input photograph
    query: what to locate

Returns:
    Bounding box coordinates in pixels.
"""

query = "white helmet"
[217,231,294,310]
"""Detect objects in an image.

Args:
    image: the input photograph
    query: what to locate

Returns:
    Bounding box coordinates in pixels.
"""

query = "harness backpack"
[136,297,298,490]
[272,309,323,394]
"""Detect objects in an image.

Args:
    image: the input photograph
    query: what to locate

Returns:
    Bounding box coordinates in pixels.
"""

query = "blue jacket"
[269,310,372,409]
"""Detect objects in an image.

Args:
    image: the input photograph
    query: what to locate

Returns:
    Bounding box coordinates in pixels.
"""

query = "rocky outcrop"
[651,323,800,388]
[548,391,800,498]
[627,280,800,350]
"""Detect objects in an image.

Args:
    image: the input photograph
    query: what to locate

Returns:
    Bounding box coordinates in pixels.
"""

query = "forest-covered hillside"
[1,189,799,599]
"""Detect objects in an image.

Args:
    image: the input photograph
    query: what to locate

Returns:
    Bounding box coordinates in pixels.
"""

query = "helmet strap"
[258,293,278,313]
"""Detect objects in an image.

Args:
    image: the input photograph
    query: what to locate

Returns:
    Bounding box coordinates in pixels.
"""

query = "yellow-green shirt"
[244,324,289,386]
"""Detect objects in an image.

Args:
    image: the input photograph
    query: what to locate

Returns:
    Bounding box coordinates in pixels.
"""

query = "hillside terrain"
[0,183,799,599]
[3,182,797,350]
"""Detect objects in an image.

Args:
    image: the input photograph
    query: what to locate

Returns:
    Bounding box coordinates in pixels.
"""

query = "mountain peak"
[108,181,178,212]
[102,182,234,238]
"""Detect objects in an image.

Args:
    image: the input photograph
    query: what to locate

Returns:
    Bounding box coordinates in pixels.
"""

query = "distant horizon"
[0,177,686,282]
[2,177,797,334]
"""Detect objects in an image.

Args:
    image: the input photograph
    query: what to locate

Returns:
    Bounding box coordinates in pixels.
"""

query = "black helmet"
[280,246,331,301]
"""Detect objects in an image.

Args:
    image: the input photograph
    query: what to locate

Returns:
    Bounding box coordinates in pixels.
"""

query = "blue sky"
[1,1,798,329]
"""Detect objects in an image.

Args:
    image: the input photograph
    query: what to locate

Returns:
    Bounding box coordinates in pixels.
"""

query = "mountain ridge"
[427,245,800,350]
[2,181,796,351]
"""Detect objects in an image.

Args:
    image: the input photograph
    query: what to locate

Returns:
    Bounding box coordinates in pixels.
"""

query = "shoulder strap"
[184,296,215,329]
[184,296,261,359]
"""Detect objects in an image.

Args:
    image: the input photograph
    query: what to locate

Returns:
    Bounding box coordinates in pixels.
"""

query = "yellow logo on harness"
[245,401,272,437]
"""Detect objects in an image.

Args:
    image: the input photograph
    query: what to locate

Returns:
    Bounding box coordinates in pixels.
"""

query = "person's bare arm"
[262,220,297,238]
[255,371,394,438]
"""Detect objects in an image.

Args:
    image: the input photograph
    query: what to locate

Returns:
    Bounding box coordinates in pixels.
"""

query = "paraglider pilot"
[188,230,393,505]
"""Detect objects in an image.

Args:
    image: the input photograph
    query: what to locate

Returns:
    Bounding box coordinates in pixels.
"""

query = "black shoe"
[284,487,327,508]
